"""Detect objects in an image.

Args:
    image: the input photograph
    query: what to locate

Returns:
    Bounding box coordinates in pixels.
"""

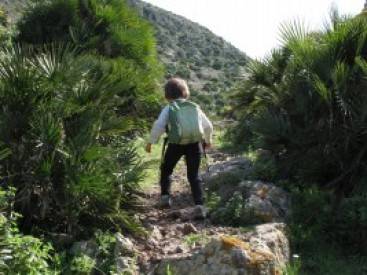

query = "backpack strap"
[160,125,170,168]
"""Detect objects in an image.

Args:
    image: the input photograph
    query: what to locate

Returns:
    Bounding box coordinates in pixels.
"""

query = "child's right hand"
[145,143,152,153]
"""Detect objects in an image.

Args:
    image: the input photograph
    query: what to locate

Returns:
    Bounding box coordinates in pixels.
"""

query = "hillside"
[128,0,250,115]
[0,0,26,23]
[0,0,250,115]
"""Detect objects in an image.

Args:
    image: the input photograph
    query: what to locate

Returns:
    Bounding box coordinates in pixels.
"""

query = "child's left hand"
[145,143,152,153]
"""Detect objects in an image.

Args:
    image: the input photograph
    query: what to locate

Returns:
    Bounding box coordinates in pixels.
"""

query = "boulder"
[181,223,198,235]
[154,223,289,275]
[71,240,98,258]
[203,157,290,224]
[240,180,290,222]
[114,233,136,258]
[114,233,139,274]
[116,256,138,274]
[202,157,252,182]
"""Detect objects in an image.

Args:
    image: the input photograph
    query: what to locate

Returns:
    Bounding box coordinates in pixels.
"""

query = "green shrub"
[228,7,367,265]
[248,155,278,182]
[0,0,164,240]
[332,191,367,253]
[230,15,367,193]
[16,0,163,122]
[289,186,333,250]
[209,191,258,227]
[0,188,58,275]
[288,185,367,274]
[69,254,95,275]
[93,230,116,273]
[0,45,145,238]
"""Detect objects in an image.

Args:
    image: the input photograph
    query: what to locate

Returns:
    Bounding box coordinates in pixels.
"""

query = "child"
[146,77,213,218]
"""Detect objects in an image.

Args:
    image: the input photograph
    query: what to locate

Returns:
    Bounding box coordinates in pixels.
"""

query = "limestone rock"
[151,226,163,240]
[181,223,198,235]
[114,233,136,258]
[71,240,98,258]
[167,207,205,221]
[116,256,138,274]
[114,234,139,274]
[154,223,289,275]
[176,245,185,253]
[203,156,290,224]
[241,180,290,222]
[202,157,252,181]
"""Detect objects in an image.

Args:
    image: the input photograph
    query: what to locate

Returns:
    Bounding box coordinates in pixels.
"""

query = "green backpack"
[167,100,203,144]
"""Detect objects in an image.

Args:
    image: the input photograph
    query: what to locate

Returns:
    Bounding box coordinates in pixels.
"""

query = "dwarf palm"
[231,16,367,194]
[0,45,144,238]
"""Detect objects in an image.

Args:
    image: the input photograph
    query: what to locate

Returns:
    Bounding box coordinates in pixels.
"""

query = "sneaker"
[159,195,172,208]
[193,205,207,219]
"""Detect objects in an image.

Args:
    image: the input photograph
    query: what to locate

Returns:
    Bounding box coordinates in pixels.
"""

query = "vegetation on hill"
[16,0,163,121]
[0,0,26,23]
[0,0,250,115]
[128,0,249,115]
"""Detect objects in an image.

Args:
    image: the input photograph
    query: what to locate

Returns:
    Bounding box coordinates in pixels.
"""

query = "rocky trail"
[120,149,292,275]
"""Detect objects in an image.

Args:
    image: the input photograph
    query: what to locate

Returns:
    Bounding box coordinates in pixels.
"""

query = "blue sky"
[143,0,364,59]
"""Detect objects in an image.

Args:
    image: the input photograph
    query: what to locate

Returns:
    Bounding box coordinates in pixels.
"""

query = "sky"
[143,0,364,59]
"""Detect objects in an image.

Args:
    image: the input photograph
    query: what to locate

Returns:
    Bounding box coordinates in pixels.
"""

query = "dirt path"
[134,151,242,274]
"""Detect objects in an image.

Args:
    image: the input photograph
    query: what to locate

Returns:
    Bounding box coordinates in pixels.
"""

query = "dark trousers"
[160,142,204,205]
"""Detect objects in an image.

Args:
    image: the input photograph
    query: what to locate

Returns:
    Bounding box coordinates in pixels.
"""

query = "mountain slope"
[0,0,26,23]
[0,0,250,115]
[128,0,250,115]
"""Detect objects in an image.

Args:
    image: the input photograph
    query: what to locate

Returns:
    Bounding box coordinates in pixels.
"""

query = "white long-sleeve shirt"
[149,103,213,144]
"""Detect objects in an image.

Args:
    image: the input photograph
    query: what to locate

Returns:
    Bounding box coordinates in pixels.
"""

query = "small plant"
[283,255,301,275]
[94,230,116,273]
[205,192,221,211]
[248,155,278,182]
[165,264,176,275]
[210,191,258,227]
[69,254,96,275]
[184,233,210,248]
[0,187,58,275]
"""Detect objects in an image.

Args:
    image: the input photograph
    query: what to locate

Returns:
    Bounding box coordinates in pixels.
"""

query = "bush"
[0,45,145,239]
[0,0,165,240]
[69,254,96,275]
[332,190,367,253]
[230,15,367,195]
[0,188,58,275]
[16,0,163,122]
[248,154,278,182]
[209,191,258,227]
[288,185,367,274]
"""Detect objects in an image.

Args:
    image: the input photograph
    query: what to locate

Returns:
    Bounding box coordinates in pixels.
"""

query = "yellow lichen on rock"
[221,236,250,250]
[256,186,269,199]
[220,235,276,271]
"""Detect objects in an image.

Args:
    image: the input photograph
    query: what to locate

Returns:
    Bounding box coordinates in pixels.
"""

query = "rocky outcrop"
[114,233,139,274]
[202,157,252,181]
[71,240,98,258]
[155,223,289,275]
[135,154,292,274]
[70,233,140,275]
[203,157,290,224]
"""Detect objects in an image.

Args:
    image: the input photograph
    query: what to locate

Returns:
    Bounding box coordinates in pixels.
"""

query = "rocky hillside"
[0,0,250,115]
[128,0,250,115]
[0,0,26,23]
